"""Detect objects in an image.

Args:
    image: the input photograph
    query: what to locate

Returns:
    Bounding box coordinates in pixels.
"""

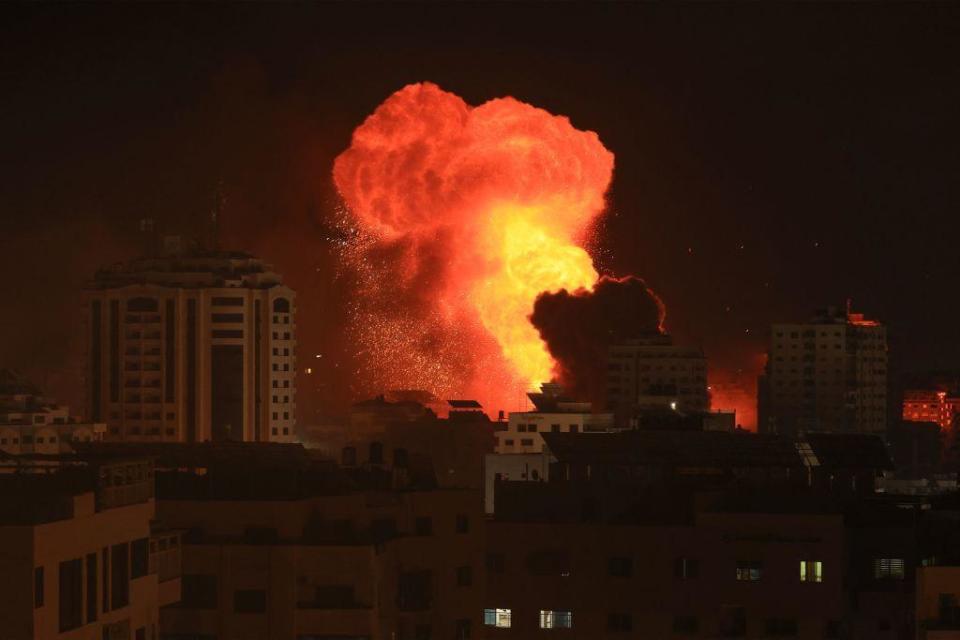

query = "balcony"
[150,531,182,607]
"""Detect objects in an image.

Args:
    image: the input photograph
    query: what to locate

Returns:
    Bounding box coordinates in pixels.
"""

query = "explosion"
[333,82,615,411]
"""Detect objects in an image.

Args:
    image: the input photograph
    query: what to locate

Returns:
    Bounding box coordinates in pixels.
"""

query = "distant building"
[903,389,960,431]
[605,335,708,419]
[0,456,180,639]
[83,242,296,443]
[758,304,887,437]
[0,370,104,454]
[495,384,615,454]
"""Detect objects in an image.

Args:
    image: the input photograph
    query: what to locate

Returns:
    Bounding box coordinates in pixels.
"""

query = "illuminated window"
[736,560,762,581]
[540,610,572,629]
[800,560,823,583]
[873,558,905,580]
[484,608,512,628]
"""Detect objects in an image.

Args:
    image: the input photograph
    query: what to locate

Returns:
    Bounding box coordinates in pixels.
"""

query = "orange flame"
[334,83,613,411]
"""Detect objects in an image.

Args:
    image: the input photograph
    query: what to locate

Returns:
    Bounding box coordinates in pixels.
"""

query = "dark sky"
[2,3,958,419]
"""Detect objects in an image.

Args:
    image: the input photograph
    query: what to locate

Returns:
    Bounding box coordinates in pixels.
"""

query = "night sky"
[3,4,959,423]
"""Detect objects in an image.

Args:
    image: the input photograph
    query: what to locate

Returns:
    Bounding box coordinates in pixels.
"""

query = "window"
[86,553,97,622]
[211,313,243,323]
[520,438,534,446]
[181,574,218,609]
[34,566,43,608]
[607,613,632,632]
[131,538,148,579]
[608,556,633,578]
[673,616,699,634]
[456,514,469,533]
[675,557,699,579]
[504,439,514,446]
[59,558,83,632]
[212,329,243,338]
[455,619,472,639]
[212,296,243,306]
[234,589,267,613]
[135,628,146,640]
[398,571,432,611]
[800,560,823,583]
[111,543,129,609]
[517,424,526,432]
[570,425,579,433]
[415,517,433,536]
[551,424,561,433]
[102,547,110,613]
[765,618,798,636]
[736,560,762,581]
[873,558,905,580]
[540,610,572,629]
[484,608,512,628]
[528,424,538,432]
[720,606,746,637]
[456,565,473,587]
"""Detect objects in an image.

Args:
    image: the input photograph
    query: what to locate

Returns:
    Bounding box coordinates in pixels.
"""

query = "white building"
[0,370,105,455]
[494,384,615,454]
[83,241,296,443]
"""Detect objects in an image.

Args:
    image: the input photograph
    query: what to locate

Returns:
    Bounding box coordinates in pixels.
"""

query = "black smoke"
[530,275,665,406]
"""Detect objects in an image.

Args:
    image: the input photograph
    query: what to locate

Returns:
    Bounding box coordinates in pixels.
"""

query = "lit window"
[873,558,905,580]
[736,560,762,581]
[540,610,572,629]
[484,608,511,628]
[800,560,823,583]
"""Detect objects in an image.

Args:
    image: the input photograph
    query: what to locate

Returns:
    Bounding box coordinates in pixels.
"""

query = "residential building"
[495,384,614,454]
[0,370,105,455]
[758,304,887,437]
[0,456,180,640]
[87,443,487,640]
[605,335,709,419]
[83,242,296,443]
[904,390,960,432]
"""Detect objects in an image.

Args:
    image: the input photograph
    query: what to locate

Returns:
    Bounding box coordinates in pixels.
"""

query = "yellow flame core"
[470,204,598,390]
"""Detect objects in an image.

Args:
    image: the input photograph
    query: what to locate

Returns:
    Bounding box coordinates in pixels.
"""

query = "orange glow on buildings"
[903,389,960,431]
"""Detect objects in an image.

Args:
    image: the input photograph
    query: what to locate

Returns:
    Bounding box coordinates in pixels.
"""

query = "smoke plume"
[531,275,665,405]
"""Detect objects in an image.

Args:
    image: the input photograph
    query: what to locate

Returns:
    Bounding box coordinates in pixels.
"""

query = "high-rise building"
[83,243,296,443]
[758,304,887,436]
[605,335,709,418]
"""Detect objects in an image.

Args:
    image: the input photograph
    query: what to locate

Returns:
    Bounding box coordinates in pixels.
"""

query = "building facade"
[759,305,887,437]
[0,458,180,640]
[605,335,709,418]
[83,246,296,443]
[903,390,960,432]
[0,370,105,455]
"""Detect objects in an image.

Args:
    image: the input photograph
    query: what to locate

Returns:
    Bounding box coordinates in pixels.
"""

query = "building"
[0,455,181,640]
[83,242,296,444]
[605,335,709,419]
[86,442,487,640]
[904,390,960,432]
[758,304,887,437]
[0,370,105,455]
[495,384,615,455]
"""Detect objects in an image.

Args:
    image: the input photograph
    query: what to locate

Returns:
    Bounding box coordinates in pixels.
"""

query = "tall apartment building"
[758,305,887,437]
[605,335,709,418]
[83,243,296,443]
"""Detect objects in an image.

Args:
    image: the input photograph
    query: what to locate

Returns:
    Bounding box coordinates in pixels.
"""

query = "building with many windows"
[903,389,960,432]
[605,335,709,420]
[0,370,105,454]
[758,304,887,437]
[82,243,296,443]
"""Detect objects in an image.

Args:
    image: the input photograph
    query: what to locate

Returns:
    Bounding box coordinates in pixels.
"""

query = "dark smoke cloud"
[530,275,665,405]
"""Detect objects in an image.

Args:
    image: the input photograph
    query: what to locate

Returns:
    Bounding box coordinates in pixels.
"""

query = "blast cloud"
[531,276,665,406]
